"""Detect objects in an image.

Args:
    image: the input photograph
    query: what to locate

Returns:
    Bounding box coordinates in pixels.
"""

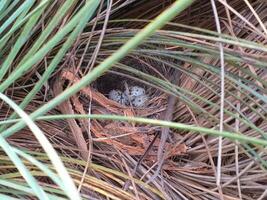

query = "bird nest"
[52,69,188,168]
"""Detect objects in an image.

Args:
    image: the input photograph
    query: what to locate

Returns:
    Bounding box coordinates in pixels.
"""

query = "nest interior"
[95,71,149,96]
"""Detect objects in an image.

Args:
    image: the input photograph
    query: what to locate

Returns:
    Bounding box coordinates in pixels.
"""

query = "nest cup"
[94,72,153,98]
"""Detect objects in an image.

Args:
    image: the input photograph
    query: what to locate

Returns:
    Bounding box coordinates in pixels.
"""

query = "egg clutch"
[108,86,148,107]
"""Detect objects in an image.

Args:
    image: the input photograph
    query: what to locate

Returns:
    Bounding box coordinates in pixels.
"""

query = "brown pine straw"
[1,0,267,199]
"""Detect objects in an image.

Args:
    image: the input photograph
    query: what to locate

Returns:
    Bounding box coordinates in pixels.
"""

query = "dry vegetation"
[0,0,267,199]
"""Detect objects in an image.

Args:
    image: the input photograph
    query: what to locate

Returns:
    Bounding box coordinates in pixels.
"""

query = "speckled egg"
[108,89,129,105]
[131,93,148,107]
[125,86,146,100]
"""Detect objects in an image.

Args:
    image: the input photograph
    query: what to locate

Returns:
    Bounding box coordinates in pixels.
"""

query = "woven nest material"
[52,69,188,166]
[1,0,267,199]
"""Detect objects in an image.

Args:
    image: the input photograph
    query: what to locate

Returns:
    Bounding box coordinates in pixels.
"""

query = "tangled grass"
[0,0,267,199]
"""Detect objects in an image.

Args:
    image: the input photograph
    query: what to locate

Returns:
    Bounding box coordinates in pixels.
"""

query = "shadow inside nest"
[92,72,162,110]
[54,69,188,168]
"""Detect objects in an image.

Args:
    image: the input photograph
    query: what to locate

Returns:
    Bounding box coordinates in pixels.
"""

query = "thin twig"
[210,0,225,199]
[147,69,181,183]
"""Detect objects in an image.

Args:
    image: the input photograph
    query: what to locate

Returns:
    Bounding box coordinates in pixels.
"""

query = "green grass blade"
[2,114,267,146]
[18,0,76,65]
[0,0,51,44]
[13,148,64,191]
[0,0,19,21]
[0,0,10,14]
[0,0,93,132]
[0,2,48,80]
[0,0,34,35]
[0,193,20,200]
[0,0,99,93]
[0,0,195,139]
[0,92,80,200]
[0,179,66,200]
[0,134,48,198]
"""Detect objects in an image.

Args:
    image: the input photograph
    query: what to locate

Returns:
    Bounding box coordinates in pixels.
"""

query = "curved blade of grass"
[18,0,76,65]
[0,193,19,200]
[144,50,267,109]
[90,25,267,68]
[10,149,164,198]
[61,157,164,199]
[0,0,99,93]
[0,1,48,80]
[178,55,267,104]
[0,0,196,139]
[0,0,51,44]
[0,96,49,199]
[0,169,70,198]
[0,0,97,132]
[100,18,267,54]
[0,179,66,200]
[0,0,10,14]
[94,33,266,113]
[89,31,266,87]
[114,62,267,138]
[0,0,34,35]
[13,148,64,191]
[0,0,19,21]
[167,31,267,52]
[0,152,160,199]
[0,93,81,200]
[135,44,266,84]
[0,1,34,53]
[57,114,267,146]
[242,144,267,168]
[5,0,100,188]
[2,114,267,146]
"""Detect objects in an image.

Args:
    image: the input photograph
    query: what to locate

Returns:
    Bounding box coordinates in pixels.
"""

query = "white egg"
[132,94,148,107]
[108,89,129,105]
[108,89,121,101]
[109,85,148,107]
[125,86,145,100]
